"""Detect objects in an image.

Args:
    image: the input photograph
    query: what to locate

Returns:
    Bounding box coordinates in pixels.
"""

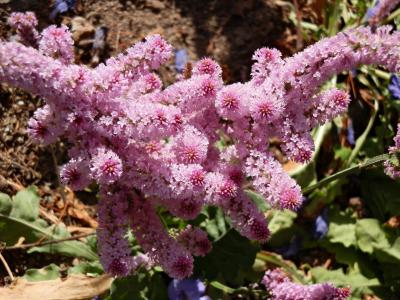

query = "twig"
[0,152,41,178]
[293,0,303,50]
[115,26,120,53]
[0,251,15,281]
[0,174,24,191]
[4,232,95,251]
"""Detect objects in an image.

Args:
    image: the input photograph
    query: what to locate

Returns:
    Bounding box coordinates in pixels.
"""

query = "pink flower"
[193,58,222,78]
[177,225,212,257]
[91,147,123,185]
[8,12,39,47]
[262,269,351,300]
[39,25,74,64]
[174,126,209,164]
[60,158,91,190]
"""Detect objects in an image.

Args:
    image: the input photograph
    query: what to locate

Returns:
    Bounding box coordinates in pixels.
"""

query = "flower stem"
[302,153,389,194]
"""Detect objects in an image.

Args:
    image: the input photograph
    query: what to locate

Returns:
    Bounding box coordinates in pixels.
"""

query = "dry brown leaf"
[67,226,96,235]
[0,274,113,300]
[64,188,98,228]
[283,160,303,172]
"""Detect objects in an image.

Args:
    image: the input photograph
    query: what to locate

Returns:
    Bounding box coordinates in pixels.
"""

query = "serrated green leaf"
[310,267,380,297]
[23,264,60,281]
[355,219,390,254]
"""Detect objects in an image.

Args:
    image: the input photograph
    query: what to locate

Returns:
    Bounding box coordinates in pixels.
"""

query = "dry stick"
[0,174,23,191]
[4,232,95,251]
[0,152,41,178]
[115,26,120,54]
[49,144,70,225]
[0,252,15,281]
[293,0,304,51]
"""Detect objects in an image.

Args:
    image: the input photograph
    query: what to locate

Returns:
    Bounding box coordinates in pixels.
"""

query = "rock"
[70,16,95,42]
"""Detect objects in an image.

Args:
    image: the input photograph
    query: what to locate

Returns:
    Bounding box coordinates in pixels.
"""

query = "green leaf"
[245,190,270,212]
[354,219,400,264]
[23,264,60,281]
[326,208,357,248]
[203,207,229,240]
[360,169,400,219]
[376,237,400,263]
[310,267,380,297]
[148,272,168,300]
[0,193,12,215]
[0,187,97,260]
[108,272,149,300]
[355,219,390,254]
[267,210,298,247]
[108,271,168,300]
[0,211,51,244]
[268,210,297,235]
[28,224,98,261]
[194,230,259,284]
[10,186,40,221]
[68,261,104,276]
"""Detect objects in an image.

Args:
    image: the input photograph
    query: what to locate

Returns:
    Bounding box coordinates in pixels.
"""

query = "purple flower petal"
[168,279,207,300]
[389,74,400,99]
[174,49,188,73]
[313,208,329,240]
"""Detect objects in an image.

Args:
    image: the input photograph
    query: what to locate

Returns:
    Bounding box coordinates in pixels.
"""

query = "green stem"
[327,0,341,36]
[210,281,236,294]
[386,7,400,22]
[345,100,379,167]
[302,153,389,194]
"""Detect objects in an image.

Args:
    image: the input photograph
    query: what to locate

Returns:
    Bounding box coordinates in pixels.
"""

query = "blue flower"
[50,0,76,21]
[366,0,380,20]
[388,74,400,99]
[93,26,108,51]
[313,208,329,240]
[275,235,302,258]
[347,119,355,146]
[174,49,188,73]
[168,279,210,300]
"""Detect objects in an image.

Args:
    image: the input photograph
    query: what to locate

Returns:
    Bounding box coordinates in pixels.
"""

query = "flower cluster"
[262,269,350,300]
[384,124,400,178]
[7,12,39,47]
[1,12,400,279]
[367,0,400,26]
